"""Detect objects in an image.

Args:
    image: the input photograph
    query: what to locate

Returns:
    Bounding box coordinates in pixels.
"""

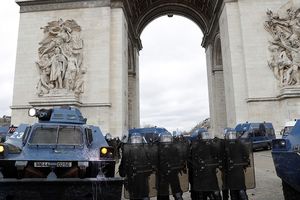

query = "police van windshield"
[29,125,83,146]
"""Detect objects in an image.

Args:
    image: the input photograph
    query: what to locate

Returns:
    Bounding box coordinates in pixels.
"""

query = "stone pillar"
[219,1,249,127]
[206,44,216,134]
[206,36,227,137]
[11,0,129,137]
[211,69,227,135]
[128,46,140,129]
[212,36,227,135]
[109,7,129,137]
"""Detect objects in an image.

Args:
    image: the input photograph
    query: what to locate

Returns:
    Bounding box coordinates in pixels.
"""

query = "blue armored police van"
[0,106,123,200]
[235,122,275,150]
[272,119,300,199]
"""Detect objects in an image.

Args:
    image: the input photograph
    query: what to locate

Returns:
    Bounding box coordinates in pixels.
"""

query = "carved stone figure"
[265,3,300,87]
[36,54,52,95]
[50,47,67,89]
[65,56,78,91]
[35,19,85,96]
[74,68,86,95]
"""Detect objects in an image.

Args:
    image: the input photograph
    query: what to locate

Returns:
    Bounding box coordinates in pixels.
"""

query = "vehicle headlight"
[28,108,37,117]
[0,145,4,153]
[100,147,114,159]
[0,144,8,158]
[101,147,108,155]
[279,140,286,147]
[272,139,288,150]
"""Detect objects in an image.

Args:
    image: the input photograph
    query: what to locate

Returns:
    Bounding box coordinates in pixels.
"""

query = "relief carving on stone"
[36,19,85,97]
[265,4,300,86]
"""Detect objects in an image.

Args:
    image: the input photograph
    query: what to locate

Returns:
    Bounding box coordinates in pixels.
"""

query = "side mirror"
[86,128,93,146]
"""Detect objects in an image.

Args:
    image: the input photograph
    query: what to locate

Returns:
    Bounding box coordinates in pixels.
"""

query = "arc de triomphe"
[11,0,300,136]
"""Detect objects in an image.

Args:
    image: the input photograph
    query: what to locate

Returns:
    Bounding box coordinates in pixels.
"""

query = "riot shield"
[190,138,223,192]
[121,143,158,199]
[157,141,189,196]
[223,139,255,190]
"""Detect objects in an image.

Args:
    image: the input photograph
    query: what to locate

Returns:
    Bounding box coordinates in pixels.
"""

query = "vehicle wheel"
[282,180,300,200]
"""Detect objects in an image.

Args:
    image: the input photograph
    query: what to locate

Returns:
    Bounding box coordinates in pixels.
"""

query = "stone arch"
[135,4,209,36]
[125,0,226,133]
[124,0,222,48]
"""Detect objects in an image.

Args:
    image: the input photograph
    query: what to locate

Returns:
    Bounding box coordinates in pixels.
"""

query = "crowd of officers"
[115,129,255,200]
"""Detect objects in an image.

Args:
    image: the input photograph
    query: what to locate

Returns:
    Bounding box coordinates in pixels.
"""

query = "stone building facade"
[11,0,300,137]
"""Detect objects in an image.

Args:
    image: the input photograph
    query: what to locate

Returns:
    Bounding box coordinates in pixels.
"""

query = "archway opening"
[139,15,209,132]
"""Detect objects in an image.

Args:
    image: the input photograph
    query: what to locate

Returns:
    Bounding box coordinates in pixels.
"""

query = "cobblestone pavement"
[122,150,284,200]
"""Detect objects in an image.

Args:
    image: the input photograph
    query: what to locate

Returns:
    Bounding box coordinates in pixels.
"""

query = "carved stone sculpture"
[36,19,85,96]
[265,3,300,86]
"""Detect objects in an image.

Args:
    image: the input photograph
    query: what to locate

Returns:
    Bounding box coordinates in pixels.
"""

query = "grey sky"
[0,2,19,116]
[0,3,209,132]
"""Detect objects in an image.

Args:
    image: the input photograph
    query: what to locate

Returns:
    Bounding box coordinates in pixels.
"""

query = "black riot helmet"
[197,130,211,140]
[105,133,113,141]
[129,132,143,144]
[159,131,173,143]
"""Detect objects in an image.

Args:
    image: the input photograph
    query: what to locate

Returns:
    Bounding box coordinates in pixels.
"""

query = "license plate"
[34,162,72,168]
[56,162,72,167]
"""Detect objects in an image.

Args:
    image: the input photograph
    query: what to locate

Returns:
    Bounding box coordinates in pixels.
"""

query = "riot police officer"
[157,131,185,200]
[189,130,222,200]
[105,133,121,161]
[119,132,154,200]
[224,130,249,200]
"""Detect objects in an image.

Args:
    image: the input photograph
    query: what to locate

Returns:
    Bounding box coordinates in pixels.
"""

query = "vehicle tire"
[282,180,300,200]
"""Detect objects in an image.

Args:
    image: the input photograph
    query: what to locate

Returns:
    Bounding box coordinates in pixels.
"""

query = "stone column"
[219,0,249,127]
[206,44,216,134]
[206,38,227,137]
[109,7,129,137]
[128,45,140,129]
